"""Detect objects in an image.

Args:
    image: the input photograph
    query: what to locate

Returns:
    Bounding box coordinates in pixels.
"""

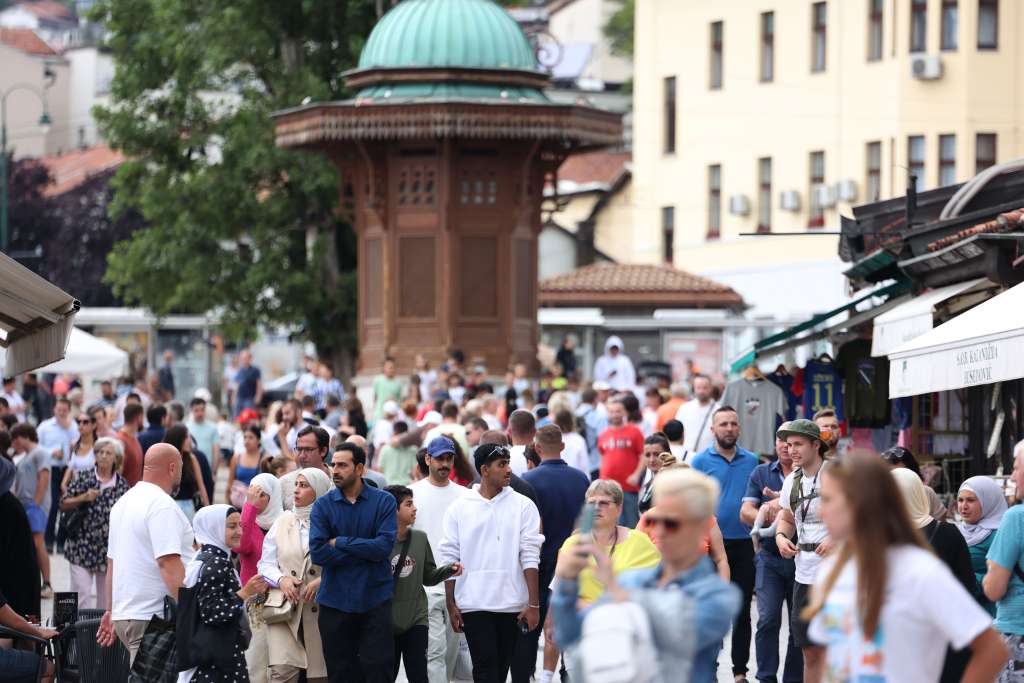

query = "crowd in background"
[2,336,1024,682]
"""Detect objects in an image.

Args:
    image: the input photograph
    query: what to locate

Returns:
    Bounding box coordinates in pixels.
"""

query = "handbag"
[129,597,177,683]
[176,550,249,671]
[260,588,294,624]
[58,505,88,542]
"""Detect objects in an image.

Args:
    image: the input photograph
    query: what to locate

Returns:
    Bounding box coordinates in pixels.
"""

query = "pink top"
[235,502,266,584]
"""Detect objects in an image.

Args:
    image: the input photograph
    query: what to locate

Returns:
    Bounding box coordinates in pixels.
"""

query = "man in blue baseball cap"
[410,436,470,683]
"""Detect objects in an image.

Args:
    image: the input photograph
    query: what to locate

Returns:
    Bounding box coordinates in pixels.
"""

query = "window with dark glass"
[978,0,998,49]
[908,135,926,191]
[760,12,774,82]
[976,133,997,173]
[663,76,676,154]
[940,0,958,49]
[910,0,927,52]
[868,0,884,60]
[812,2,827,72]
[758,157,772,233]
[708,164,721,239]
[710,21,724,89]
[866,141,882,202]
[662,206,675,263]
[938,134,956,186]
[809,151,825,228]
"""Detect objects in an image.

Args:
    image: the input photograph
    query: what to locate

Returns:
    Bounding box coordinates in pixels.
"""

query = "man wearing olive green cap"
[774,418,830,681]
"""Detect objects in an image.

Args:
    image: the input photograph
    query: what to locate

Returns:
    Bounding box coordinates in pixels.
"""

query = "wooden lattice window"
[397,164,436,207]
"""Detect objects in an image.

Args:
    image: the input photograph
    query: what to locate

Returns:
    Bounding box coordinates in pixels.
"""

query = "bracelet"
[775,532,788,539]
[528,604,540,609]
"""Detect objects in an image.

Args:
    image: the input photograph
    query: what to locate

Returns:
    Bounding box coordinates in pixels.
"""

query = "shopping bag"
[128,597,177,683]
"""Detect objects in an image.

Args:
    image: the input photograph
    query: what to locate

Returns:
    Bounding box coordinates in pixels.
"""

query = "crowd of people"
[3,340,1024,683]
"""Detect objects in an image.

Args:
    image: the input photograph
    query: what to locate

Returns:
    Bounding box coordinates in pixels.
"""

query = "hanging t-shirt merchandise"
[835,338,890,428]
[720,377,787,456]
[798,356,844,421]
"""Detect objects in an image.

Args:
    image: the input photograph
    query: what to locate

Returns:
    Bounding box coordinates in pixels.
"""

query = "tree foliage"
[91,0,381,370]
[604,0,634,57]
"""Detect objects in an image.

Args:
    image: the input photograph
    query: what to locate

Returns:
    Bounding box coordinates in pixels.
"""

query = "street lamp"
[1,63,57,253]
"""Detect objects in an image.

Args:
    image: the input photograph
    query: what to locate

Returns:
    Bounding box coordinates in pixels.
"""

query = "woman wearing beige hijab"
[892,467,977,683]
[257,467,333,682]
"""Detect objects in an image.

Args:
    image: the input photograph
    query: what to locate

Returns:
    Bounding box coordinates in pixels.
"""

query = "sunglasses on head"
[644,515,683,532]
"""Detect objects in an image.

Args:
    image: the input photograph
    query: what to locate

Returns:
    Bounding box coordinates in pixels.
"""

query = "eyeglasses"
[295,446,321,455]
[587,499,617,509]
[644,515,684,532]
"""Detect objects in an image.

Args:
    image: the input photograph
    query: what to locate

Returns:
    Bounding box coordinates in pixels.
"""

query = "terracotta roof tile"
[16,0,76,22]
[0,27,56,55]
[539,262,744,308]
[38,144,124,197]
[556,149,630,189]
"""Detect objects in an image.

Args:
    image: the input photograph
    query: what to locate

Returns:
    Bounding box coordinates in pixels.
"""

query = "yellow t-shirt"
[558,529,661,605]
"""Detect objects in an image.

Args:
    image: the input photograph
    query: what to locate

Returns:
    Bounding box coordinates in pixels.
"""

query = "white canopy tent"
[889,281,1024,398]
[0,253,79,377]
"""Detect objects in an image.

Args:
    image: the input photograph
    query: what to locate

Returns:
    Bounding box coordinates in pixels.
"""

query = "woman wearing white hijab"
[239,473,283,683]
[894,468,977,683]
[179,504,268,683]
[258,468,332,683]
[958,475,1009,616]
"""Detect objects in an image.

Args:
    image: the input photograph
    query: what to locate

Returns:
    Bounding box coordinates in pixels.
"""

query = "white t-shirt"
[809,545,991,683]
[779,465,828,585]
[508,444,529,476]
[107,481,195,620]
[675,400,717,455]
[409,478,469,595]
[2,390,26,421]
[561,432,590,475]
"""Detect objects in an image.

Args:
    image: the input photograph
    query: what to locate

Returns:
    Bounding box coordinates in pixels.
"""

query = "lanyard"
[799,467,821,525]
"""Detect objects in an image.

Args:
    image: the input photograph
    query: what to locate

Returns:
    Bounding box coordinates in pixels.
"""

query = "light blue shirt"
[691,445,759,540]
[551,557,740,683]
[987,505,1024,635]
[37,417,78,468]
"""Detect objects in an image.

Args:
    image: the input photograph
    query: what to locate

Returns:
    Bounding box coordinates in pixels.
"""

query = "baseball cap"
[382,400,399,416]
[417,410,442,428]
[426,436,457,459]
[776,418,821,441]
[236,408,260,425]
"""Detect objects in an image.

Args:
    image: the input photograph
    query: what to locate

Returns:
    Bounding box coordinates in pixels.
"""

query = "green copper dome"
[358,0,539,73]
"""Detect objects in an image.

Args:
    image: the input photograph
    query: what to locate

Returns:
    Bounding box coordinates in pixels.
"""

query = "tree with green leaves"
[604,0,634,57]
[91,0,384,374]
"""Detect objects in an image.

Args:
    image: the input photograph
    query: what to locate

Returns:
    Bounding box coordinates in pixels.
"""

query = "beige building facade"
[633,0,1019,274]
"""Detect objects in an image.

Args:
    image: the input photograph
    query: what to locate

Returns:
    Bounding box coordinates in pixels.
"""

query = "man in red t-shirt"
[597,399,645,527]
[115,403,145,486]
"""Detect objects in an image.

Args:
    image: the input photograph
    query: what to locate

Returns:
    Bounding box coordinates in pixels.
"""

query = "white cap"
[593,380,611,392]
[417,410,443,427]
[194,388,213,402]
[382,400,400,416]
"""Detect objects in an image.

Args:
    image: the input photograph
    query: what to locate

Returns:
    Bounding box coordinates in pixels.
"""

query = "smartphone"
[578,502,596,535]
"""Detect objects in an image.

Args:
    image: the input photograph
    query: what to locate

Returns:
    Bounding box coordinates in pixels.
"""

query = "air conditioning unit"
[779,190,801,212]
[728,194,751,216]
[910,54,943,80]
[813,184,837,208]
[836,179,858,202]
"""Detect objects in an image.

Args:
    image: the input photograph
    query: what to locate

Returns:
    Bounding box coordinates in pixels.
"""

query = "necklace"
[592,527,620,557]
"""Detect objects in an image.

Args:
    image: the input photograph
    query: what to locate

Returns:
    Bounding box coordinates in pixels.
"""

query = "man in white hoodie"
[592,335,636,392]
[440,443,544,683]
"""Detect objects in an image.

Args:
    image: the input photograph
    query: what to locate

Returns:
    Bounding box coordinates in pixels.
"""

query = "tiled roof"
[555,149,630,190]
[539,262,745,308]
[15,0,76,22]
[0,27,56,55]
[926,208,1024,252]
[38,144,124,197]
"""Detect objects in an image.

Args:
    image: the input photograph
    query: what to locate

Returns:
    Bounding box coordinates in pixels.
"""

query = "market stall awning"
[889,281,1024,398]
[729,280,909,373]
[871,278,988,357]
[0,254,79,377]
[38,328,129,377]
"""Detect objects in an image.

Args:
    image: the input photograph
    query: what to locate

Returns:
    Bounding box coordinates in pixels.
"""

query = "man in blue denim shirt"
[551,468,739,683]
[310,441,398,683]
[740,425,802,683]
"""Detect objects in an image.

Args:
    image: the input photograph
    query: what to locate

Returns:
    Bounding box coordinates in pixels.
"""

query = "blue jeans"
[755,552,803,683]
[619,491,640,528]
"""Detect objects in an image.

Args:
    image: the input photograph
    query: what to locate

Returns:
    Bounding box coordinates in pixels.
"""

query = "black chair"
[0,623,57,683]
[61,610,130,683]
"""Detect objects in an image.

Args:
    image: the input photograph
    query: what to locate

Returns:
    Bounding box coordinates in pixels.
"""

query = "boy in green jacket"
[386,485,462,683]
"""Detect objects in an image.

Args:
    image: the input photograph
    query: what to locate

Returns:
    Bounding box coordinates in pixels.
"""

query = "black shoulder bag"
[176,550,248,673]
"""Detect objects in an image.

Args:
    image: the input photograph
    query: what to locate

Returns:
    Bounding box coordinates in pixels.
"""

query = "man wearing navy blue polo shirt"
[692,406,759,683]
[310,441,398,683]
[740,424,801,683]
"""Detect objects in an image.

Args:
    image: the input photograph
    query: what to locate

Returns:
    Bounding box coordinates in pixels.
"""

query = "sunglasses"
[76,419,94,425]
[644,515,684,532]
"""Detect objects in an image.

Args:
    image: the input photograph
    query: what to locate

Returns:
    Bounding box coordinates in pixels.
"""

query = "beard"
[716,435,737,450]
